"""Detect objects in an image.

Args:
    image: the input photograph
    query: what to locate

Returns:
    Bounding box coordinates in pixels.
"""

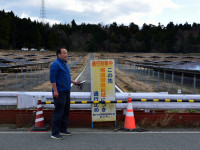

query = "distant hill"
[0,10,200,53]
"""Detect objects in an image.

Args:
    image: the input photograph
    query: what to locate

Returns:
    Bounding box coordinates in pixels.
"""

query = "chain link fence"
[116,64,200,94]
[0,70,49,91]
[0,57,83,91]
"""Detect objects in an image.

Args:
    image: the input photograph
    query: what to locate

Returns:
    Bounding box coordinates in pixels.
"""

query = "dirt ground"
[115,68,155,92]
[1,50,200,92]
[33,53,90,91]
[95,52,200,93]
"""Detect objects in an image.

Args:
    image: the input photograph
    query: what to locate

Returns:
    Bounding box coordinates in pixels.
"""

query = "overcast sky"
[1,0,200,27]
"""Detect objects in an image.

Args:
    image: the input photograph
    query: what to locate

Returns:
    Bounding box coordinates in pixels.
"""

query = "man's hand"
[51,82,58,98]
[74,81,81,85]
[53,90,59,98]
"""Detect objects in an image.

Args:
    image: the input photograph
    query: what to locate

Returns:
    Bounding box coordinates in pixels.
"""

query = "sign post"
[90,60,116,127]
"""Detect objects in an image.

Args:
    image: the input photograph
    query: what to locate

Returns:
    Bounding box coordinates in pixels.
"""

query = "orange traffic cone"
[124,97,136,130]
[114,95,147,132]
[30,96,49,132]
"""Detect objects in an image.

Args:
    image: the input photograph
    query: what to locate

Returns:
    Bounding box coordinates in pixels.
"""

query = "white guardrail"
[0,92,200,109]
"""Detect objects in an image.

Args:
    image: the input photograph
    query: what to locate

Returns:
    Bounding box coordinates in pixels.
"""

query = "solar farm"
[0,50,87,91]
[0,50,200,94]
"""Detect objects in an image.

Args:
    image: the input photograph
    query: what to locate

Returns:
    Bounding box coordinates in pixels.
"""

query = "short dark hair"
[56,47,66,57]
[56,48,61,57]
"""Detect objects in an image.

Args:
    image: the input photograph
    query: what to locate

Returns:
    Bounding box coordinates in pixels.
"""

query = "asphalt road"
[71,55,120,93]
[1,128,200,150]
[71,62,91,92]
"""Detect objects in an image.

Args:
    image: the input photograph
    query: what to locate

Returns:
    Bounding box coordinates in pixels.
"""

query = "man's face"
[58,49,68,61]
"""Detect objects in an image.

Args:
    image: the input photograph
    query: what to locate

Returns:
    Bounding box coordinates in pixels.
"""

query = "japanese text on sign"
[91,59,116,122]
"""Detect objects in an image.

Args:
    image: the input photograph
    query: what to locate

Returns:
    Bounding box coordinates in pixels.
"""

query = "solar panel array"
[0,54,54,69]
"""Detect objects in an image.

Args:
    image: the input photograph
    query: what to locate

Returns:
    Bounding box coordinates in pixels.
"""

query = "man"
[50,48,80,140]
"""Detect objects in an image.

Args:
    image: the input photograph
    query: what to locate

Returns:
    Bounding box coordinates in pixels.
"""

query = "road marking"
[70,62,124,93]
[115,85,124,93]
[1,131,200,134]
[71,62,88,87]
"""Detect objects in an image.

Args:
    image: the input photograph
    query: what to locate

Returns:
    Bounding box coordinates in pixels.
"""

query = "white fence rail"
[1,92,200,109]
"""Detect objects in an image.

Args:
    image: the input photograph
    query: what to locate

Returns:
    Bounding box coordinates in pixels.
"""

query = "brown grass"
[138,113,175,128]
[115,68,154,92]
[32,53,90,91]
[1,51,200,93]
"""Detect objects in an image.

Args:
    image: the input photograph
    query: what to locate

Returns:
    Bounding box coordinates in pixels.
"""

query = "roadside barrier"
[30,96,49,132]
[42,100,126,104]
[41,98,200,105]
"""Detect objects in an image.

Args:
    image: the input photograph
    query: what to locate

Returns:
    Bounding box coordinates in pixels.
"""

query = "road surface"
[1,128,200,150]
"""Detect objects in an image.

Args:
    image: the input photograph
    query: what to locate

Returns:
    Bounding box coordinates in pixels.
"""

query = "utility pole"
[40,0,46,23]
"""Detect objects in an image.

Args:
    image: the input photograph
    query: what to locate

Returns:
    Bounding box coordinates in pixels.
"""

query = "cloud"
[104,0,180,25]
[21,13,60,26]
[0,0,180,26]
[43,0,179,25]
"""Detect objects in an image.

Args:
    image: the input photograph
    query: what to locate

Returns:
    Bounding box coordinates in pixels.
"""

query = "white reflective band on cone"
[126,112,134,116]
[36,111,43,115]
[35,117,44,122]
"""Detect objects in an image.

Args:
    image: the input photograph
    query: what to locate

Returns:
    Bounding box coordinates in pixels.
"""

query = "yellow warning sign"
[90,60,116,122]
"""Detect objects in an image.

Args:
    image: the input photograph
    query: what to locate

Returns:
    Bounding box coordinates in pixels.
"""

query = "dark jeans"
[52,91,70,136]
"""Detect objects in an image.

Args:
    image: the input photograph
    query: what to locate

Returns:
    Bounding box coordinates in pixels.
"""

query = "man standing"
[50,48,79,139]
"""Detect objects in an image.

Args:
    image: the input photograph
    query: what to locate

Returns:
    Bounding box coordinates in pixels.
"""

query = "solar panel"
[0,57,35,65]
[0,62,12,68]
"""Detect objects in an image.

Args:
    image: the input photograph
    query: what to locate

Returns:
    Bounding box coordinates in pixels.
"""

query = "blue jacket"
[50,57,71,92]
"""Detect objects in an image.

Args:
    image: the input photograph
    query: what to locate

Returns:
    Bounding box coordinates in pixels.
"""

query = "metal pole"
[43,71,45,82]
[5,76,7,90]
[30,72,32,88]
[35,66,37,86]
[193,74,196,94]
[136,66,139,80]
[163,71,166,91]
[158,70,160,89]
[172,72,174,91]
[153,70,155,88]
[141,67,143,81]
[16,74,18,90]
[181,72,184,92]
[23,72,25,91]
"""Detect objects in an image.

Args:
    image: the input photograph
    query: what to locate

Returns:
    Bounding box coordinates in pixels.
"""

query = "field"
[96,53,200,93]
[0,50,200,93]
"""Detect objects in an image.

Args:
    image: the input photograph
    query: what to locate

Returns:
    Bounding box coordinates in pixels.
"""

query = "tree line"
[1,10,200,53]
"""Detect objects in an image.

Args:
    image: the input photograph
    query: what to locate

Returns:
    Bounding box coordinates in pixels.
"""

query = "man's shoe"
[51,134,64,140]
[60,131,71,136]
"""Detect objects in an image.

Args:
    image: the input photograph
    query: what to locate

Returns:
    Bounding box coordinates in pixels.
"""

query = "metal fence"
[116,64,200,94]
[0,57,83,91]
[0,70,49,91]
